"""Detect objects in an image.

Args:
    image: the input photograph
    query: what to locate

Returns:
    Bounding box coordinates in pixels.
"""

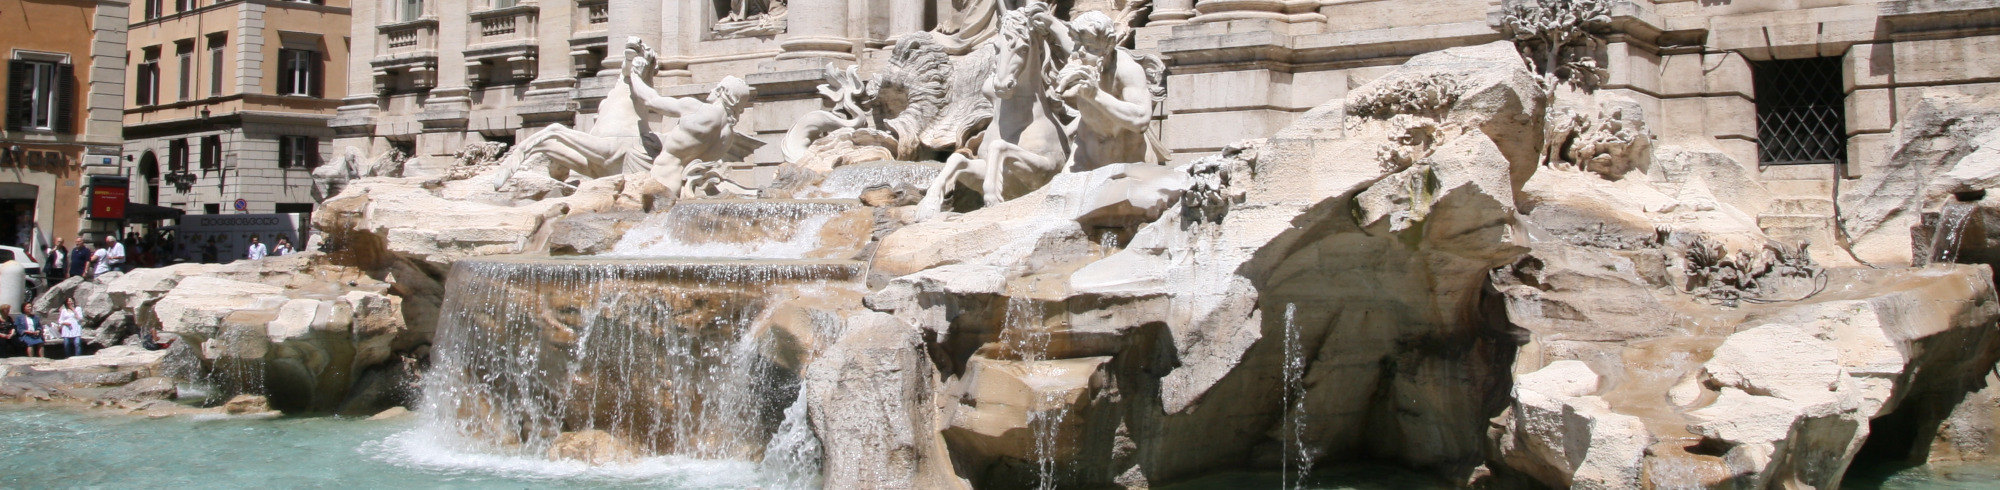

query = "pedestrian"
[272,237,293,257]
[66,237,90,279]
[0,305,13,357]
[14,215,33,249]
[245,235,268,261]
[57,297,82,358]
[91,235,124,278]
[15,303,44,358]
[42,237,65,283]
[201,238,218,264]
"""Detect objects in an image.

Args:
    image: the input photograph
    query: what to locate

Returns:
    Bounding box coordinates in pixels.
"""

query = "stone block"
[1706,52,1753,97]
[1846,88,1894,135]
[1659,53,1705,96]
[1847,132,1895,180]
[1705,95,1757,140]
[1162,109,1295,153]
[1164,70,1281,113]
[1892,34,2000,85]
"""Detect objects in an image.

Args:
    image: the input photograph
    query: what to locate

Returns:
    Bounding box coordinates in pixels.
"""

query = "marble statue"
[1037,9,1167,171]
[313,146,407,202]
[921,3,1167,210]
[495,37,760,196]
[781,64,874,163]
[714,0,787,37]
[925,4,1070,208]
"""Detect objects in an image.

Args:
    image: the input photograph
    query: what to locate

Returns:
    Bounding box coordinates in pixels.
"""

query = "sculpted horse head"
[987,8,1037,100]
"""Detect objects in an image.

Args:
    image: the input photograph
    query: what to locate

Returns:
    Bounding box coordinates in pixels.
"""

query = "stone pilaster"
[235,3,267,95]
[776,0,854,60]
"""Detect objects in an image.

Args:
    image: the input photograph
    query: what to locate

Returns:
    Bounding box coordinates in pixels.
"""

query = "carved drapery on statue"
[713,0,787,37]
[494,37,762,199]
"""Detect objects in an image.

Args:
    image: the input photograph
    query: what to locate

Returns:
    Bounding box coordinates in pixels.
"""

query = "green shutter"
[54,63,74,134]
[6,60,28,131]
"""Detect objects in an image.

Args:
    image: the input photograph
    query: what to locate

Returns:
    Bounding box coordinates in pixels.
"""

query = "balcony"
[376,18,438,57]
[470,4,539,48]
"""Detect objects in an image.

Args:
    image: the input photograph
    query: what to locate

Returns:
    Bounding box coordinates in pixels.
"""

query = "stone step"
[1758,163,1843,181]
[1765,198,1835,215]
[1762,179,1836,196]
[1761,225,1835,242]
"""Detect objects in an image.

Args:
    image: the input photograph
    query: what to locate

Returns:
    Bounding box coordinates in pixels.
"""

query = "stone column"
[1150,0,1196,26]
[888,0,924,35]
[528,2,575,95]
[777,0,855,61]
[600,0,662,76]
[1188,0,1297,23]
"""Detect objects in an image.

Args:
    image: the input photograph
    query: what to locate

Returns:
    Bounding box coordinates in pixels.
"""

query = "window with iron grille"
[1753,57,1847,166]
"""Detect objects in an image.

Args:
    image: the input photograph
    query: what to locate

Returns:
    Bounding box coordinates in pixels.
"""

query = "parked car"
[0,245,46,298]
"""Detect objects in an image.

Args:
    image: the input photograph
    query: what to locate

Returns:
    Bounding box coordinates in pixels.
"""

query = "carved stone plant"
[1498,0,1612,90]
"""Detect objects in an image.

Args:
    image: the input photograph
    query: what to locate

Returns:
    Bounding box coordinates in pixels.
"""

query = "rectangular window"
[204,203,219,214]
[144,0,161,19]
[493,0,515,8]
[175,0,191,12]
[401,0,422,22]
[136,48,161,106]
[207,34,226,96]
[200,135,222,171]
[275,49,320,97]
[277,135,318,169]
[168,138,190,173]
[176,40,194,101]
[8,58,74,132]
[1753,57,1848,167]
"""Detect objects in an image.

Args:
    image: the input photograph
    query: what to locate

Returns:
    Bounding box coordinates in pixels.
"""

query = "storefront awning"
[123,202,186,222]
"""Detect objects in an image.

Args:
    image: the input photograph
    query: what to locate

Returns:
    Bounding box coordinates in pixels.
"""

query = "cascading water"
[1926,200,1979,265]
[1280,302,1313,489]
[804,161,941,199]
[606,200,856,259]
[397,186,875,486]
[415,258,855,462]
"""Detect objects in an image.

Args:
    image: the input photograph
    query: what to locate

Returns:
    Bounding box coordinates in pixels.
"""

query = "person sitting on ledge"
[0,305,13,357]
[14,303,44,358]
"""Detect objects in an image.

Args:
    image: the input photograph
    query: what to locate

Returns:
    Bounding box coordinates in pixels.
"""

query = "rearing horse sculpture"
[925,4,1070,210]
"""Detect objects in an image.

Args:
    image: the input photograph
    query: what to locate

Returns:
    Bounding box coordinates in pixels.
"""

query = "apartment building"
[0,0,128,245]
[122,0,348,215]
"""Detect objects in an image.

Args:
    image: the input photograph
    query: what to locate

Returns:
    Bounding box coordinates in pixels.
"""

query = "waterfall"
[410,257,858,479]
[758,395,824,489]
[1926,200,1979,265]
[1281,302,1313,488]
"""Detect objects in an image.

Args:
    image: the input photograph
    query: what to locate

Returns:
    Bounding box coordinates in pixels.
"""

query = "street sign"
[87,175,129,220]
[234,199,248,212]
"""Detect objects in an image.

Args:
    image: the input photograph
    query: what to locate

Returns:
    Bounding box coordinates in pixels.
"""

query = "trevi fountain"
[10,0,2000,488]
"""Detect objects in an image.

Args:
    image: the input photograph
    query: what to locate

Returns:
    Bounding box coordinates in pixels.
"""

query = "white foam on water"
[364,427,766,488]
[606,212,838,259]
[808,162,940,199]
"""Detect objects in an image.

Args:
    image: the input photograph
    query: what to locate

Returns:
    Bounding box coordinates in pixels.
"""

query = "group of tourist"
[39,235,129,283]
[0,298,84,358]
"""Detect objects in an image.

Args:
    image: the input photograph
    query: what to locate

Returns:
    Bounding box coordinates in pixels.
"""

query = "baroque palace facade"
[333,0,2000,240]
[122,0,351,215]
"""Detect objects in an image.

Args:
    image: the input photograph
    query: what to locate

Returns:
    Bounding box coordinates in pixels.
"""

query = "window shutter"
[276,50,295,95]
[7,60,28,131]
[54,63,74,134]
[306,137,321,168]
[308,51,323,98]
[277,137,292,169]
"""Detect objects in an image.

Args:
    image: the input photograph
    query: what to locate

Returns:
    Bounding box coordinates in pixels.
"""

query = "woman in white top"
[58,297,83,358]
